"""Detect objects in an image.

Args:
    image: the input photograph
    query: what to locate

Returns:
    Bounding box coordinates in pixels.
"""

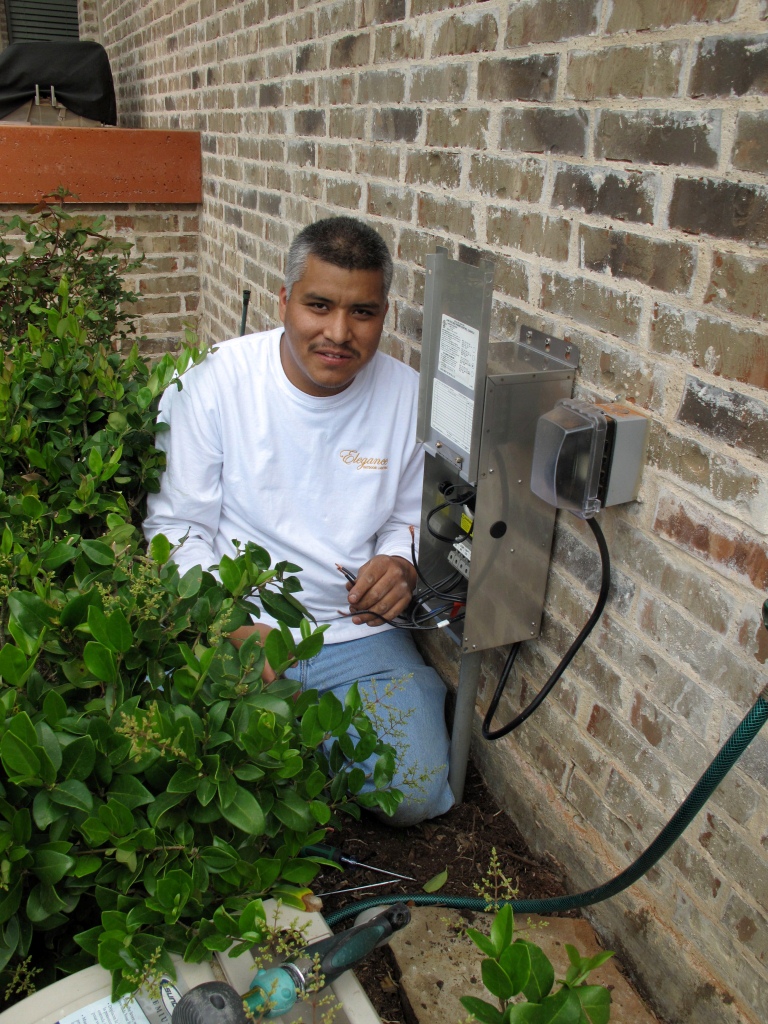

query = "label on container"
[438,315,478,391]
[431,379,474,453]
[57,976,186,1024]
[57,995,152,1024]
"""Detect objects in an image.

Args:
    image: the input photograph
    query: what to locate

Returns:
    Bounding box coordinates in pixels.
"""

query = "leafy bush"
[461,904,613,1024]
[0,201,398,1006]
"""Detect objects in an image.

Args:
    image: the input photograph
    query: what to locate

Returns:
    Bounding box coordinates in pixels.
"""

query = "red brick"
[654,492,768,590]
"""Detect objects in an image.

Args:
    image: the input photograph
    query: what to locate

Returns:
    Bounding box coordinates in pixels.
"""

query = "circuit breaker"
[416,248,580,654]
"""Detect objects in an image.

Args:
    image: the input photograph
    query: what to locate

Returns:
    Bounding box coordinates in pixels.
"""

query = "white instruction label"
[431,379,474,453]
[438,315,479,390]
[58,995,152,1024]
[57,977,184,1024]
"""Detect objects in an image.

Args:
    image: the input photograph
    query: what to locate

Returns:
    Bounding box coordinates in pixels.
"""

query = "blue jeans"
[284,629,454,826]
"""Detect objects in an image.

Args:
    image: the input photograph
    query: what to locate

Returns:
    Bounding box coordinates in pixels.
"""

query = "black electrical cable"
[426,501,472,543]
[334,603,464,632]
[482,515,611,740]
[425,485,476,543]
[409,529,468,606]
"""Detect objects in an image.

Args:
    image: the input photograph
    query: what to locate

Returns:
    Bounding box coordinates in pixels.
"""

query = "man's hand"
[347,554,417,625]
[227,623,278,684]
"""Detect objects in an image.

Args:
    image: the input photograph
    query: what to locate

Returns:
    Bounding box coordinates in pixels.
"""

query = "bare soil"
[316,762,572,1024]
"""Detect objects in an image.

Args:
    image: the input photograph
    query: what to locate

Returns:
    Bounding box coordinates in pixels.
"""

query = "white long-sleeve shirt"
[143,328,424,643]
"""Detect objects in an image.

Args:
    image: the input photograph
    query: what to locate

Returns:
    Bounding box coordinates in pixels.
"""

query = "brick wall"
[0,203,201,353]
[82,3,768,1022]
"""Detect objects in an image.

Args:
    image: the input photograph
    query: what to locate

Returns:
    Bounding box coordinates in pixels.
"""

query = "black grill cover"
[0,41,116,124]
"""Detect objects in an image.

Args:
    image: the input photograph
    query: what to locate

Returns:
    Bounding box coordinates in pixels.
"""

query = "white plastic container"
[0,901,381,1024]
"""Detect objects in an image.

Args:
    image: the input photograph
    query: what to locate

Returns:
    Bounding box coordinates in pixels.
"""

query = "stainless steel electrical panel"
[416,250,579,654]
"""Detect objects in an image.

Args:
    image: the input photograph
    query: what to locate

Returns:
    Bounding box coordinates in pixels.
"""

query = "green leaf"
[61,735,97,781]
[481,959,516,1002]
[273,790,313,832]
[519,940,555,1003]
[200,845,239,873]
[87,606,132,654]
[505,1006,542,1023]
[218,555,243,594]
[219,786,266,836]
[21,494,45,519]
[50,779,94,814]
[575,986,611,1024]
[40,541,78,570]
[168,766,201,794]
[0,881,22,926]
[33,846,77,886]
[238,898,266,938]
[0,645,28,687]
[373,749,395,788]
[537,988,581,1024]
[260,589,304,627]
[294,632,324,660]
[178,565,203,599]
[26,882,67,923]
[150,534,172,565]
[74,925,103,957]
[423,868,448,893]
[264,628,290,672]
[7,591,53,637]
[32,791,59,830]
[80,539,116,565]
[460,997,504,1024]
[491,903,514,954]
[499,941,531,997]
[107,775,154,809]
[147,791,186,828]
[98,798,135,837]
[317,692,343,732]
[88,447,103,474]
[42,690,67,726]
[73,855,102,877]
[467,927,498,959]
[83,642,117,683]
[1,731,41,779]
[59,591,100,629]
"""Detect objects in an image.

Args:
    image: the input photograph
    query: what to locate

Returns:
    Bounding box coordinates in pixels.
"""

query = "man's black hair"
[284,216,393,298]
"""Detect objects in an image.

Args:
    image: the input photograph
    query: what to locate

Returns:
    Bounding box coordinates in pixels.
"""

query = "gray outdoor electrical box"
[416,248,579,654]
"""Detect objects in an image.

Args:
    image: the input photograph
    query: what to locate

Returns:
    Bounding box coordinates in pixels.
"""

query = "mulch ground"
[315,762,571,1024]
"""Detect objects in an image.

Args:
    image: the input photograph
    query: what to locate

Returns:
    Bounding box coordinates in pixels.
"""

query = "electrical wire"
[482,515,611,740]
[425,484,475,543]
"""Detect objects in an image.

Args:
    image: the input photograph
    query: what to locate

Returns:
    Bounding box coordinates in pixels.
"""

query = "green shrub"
[461,904,614,1024]
[0,201,399,1006]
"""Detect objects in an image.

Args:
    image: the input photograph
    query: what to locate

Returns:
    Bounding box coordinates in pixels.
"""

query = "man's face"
[278,254,389,397]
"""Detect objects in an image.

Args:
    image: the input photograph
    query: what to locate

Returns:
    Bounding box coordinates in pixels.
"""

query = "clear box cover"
[530,400,607,517]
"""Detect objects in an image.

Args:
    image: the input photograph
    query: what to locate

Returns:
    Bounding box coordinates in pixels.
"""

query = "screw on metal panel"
[518,479,522,484]
[472,644,477,649]
[510,548,515,553]
[455,457,462,465]
[489,468,494,473]
[436,441,442,447]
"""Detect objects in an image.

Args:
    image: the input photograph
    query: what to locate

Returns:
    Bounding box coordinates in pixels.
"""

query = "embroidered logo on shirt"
[340,449,389,470]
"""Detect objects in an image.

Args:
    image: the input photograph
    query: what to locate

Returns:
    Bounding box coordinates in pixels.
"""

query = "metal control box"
[416,249,579,654]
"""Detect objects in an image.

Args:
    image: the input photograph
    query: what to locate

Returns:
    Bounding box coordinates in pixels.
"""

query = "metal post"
[448,650,483,802]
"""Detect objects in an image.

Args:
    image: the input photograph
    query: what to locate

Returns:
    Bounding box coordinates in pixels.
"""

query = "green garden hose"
[326,679,768,927]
